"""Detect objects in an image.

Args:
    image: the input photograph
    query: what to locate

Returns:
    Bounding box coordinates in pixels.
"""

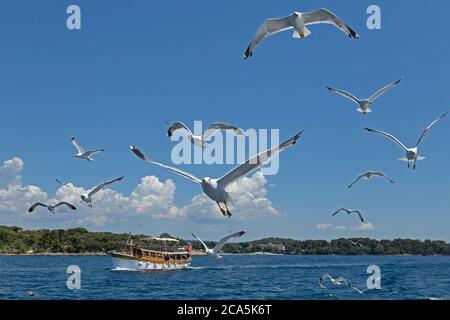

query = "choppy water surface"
[0,255,449,300]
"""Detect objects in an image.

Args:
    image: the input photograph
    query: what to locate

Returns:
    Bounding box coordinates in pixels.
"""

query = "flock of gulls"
[19,6,448,296]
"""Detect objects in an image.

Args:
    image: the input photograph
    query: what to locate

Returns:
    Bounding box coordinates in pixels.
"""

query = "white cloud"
[180,172,281,221]
[0,158,47,214]
[315,223,332,230]
[335,225,347,231]
[0,157,280,228]
[353,223,375,231]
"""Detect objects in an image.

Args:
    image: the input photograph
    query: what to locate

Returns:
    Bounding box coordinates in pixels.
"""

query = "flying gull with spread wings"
[244,8,358,59]
[131,131,303,217]
[71,136,104,161]
[167,122,244,148]
[347,171,395,188]
[332,208,365,223]
[327,79,401,114]
[365,112,447,169]
[57,177,124,208]
[80,177,124,208]
[28,202,77,214]
[191,231,246,259]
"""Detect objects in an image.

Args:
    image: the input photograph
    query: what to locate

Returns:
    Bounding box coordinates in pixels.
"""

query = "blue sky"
[1,0,449,241]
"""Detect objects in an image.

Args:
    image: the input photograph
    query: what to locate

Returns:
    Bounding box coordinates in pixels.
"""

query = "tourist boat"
[110,236,192,271]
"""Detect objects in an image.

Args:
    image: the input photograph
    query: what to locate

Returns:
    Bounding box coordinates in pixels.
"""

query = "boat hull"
[111,255,191,271]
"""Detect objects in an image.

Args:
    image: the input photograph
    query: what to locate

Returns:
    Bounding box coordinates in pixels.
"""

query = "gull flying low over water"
[28,202,77,214]
[365,112,448,169]
[57,177,124,208]
[191,231,246,259]
[167,122,244,148]
[332,208,365,223]
[327,79,401,114]
[347,171,394,188]
[131,131,303,217]
[319,274,366,295]
[319,274,348,286]
[244,8,359,59]
[71,136,104,161]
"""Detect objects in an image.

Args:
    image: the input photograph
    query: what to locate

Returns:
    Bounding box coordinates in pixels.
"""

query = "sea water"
[0,255,449,300]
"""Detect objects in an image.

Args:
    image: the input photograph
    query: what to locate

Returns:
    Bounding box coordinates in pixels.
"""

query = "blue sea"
[0,255,449,300]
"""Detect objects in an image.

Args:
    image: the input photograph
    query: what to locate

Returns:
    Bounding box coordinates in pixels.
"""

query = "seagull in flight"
[365,112,448,169]
[131,131,303,217]
[244,8,358,59]
[28,202,77,214]
[71,136,104,161]
[167,122,244,148]
[332,208,365,223]
[191,230,246,259]
[80,177,124,208]
[348,171,395,188]
[327,79,401,114]
[347,239,364,247]
[57,177,124,208]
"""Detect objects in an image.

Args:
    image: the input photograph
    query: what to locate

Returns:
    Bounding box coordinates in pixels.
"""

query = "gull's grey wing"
[56,179,81,195]
[327,87,361,105]
[217,131,303,188]
[213,231,246,254]
[365,128,409,152]
[84,149,104,157]
[28,202,47,213]
[130,146,201,183]
[88,176,124,197]
[334,276,348,285]
[372,172,395,183]
[368,79,401,102]
[348,173,366,188]
[301,8,359,38]
[244,15,294,59]
[332,208,347,216]
[71,136,85,154]
[353,211,365,223]
[320,274,333,281]
[54,202,77,210]
[202,122,244,141]
[191,232,209,251]
[416,112,448,147]
[349,285,364,294]
[167,122,193,137]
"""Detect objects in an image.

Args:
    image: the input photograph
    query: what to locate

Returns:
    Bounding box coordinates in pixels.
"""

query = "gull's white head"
[202,177,212,185]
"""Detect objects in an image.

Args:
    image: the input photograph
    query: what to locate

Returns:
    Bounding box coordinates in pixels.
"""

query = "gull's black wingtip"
[292,130,305,144]
[347,25,359,39]
[130,145,146,161]
[244,45,253,60]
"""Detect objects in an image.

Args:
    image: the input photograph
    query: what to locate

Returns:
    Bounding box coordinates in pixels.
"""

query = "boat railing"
[118,242,188,253]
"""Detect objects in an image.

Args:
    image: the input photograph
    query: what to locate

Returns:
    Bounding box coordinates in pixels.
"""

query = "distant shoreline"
[0,252,447,257]
[1,225,449,256]
[0,252,107,256]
